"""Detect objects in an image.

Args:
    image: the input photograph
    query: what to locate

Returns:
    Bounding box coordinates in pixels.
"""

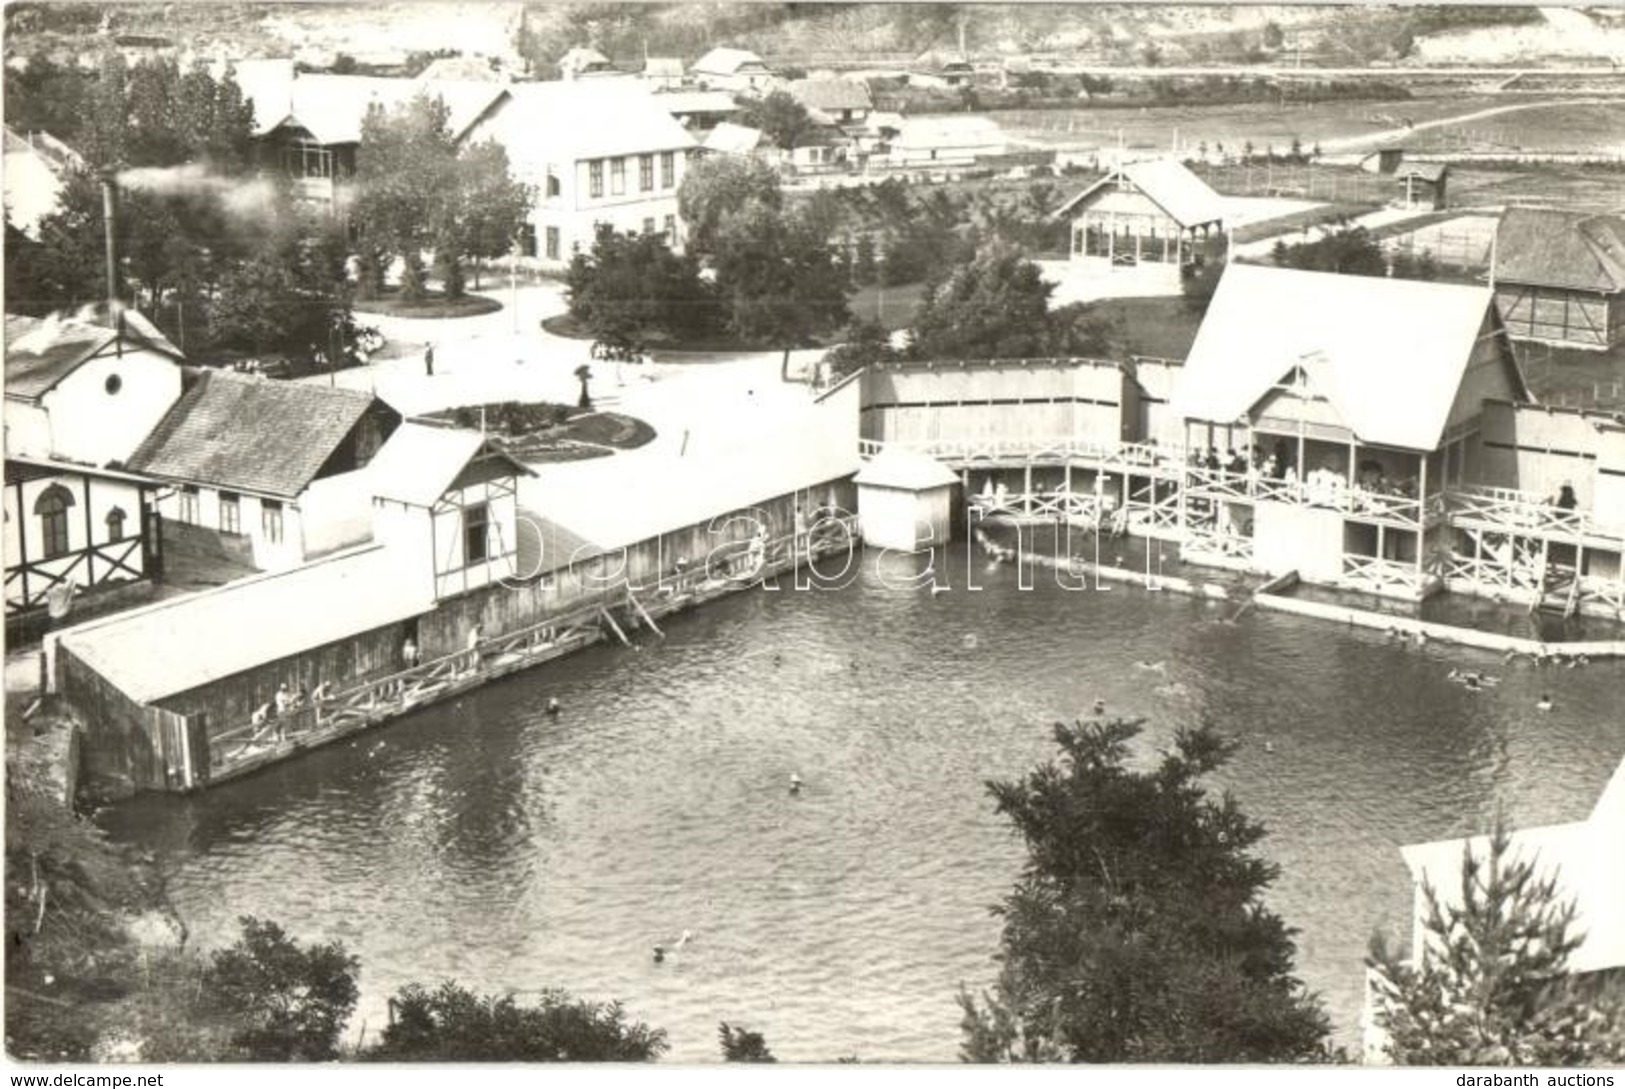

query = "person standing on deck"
[274,683,294,742]
[424,344,436,377]
[402,637,420,669]
[466,623,484,673]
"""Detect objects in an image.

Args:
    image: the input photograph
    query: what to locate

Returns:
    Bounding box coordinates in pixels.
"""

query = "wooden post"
[1023,463,1033,516]
[1416,453,1428,591]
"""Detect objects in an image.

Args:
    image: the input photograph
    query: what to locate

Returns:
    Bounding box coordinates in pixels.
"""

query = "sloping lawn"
[1078,295,1205,361]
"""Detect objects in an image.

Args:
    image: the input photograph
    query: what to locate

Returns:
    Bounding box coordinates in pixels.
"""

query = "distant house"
[558,46,615,81]
[786,78,873,128]
[703,122,766,157]
[908,52,974,90]
[2,126,84,239]
[368,421,535,600]
[4,309,184,627]
[1492,206,1625,352]
[461,81,698,265]
[1394,161,1448,211]
[1054,157,1227,286]
[127,370,401,571]
[415,54,508,82]
[1363,758,1625,1063]
[641,56,685,90]
[887,115,1004,167]
[787,128,848,174]
[1358,146,1406,175]
[653,89,740,132]
[691,47,775,95]
[239,64,509,209]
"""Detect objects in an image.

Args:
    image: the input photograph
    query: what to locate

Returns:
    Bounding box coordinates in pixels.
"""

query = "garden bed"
[421,401,657,464]
[354,290,503,320]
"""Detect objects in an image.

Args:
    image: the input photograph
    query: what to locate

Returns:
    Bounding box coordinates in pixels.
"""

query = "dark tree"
[822,318,899,379]
[205,917,360,1062]
[718,1022,777,1062]
[959,718,1334,1063]
[676,154,783,260]
[352,94,460,299]
[1273,227,1388,278]
[740,89,816,151]
[910,249,1055,361]
[566,225,717,345]
[372,982,668,1061]
[1367,823,1625,1065]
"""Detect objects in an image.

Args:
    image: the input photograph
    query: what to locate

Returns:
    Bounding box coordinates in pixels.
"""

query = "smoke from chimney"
[100,170,120,315]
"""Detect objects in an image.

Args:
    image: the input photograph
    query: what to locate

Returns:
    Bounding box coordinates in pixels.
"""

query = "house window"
[610,158,626,196]
[639,154,654,191]
[663,214,676,243]
[546,166,561,198]
[285,141,333,179]
[219,491,241,535]
[643,217,656,235]
[519,223,537,257]
[545,227,560,260]
[262,499,284,544]
[177,486,198,525]
[34,484,73,559]
[105,506,127,542]
[588,160,604,198]
[660,151,675,188]
[464,502,490,564]
[105,373,123,395]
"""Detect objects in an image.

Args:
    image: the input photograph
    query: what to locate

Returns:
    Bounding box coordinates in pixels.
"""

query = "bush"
[204,917,360,1061]
[371,981,668,1061]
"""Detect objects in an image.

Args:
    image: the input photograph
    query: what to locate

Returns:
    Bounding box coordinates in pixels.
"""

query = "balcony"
[1445,483,1625,544]
[1183,466,1435,528]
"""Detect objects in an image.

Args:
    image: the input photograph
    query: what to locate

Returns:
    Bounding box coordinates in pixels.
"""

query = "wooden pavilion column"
[1416,451,1428,591]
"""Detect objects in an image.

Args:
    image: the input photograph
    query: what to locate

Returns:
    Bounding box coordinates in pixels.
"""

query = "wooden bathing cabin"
[48,387,865,795]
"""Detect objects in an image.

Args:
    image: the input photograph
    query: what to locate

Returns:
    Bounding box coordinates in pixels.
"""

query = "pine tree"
[1367,823,1625,1066]
[959,718,1334,1063]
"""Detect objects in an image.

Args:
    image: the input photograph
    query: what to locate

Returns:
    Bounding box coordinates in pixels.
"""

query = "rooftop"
[787,78,873,114]
[478,80,696,163]
[1400,758,1624,975]
[692,47,770,75]
[704,122,764,155]
[366,421,533,508]
[5,309,183,404]
[1055,157,1228,229]
[1175,264,1527,452]
[56,543,433,705]
[1494,206,1625,295]
[126,370,385,499]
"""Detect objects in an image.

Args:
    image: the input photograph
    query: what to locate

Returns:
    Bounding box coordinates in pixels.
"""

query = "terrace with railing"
[1446,483,1625,544]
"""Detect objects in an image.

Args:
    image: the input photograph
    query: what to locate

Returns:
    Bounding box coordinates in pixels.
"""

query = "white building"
[888,115,1004,167]
[3,126,84,239]
[127,370,401,572]
[558,46,615,81]
[691,47,776,95]
[463,81,698,266]
[3,309,184,627]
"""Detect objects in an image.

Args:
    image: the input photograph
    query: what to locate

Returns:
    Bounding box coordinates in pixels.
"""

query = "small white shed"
[854,449,959,552]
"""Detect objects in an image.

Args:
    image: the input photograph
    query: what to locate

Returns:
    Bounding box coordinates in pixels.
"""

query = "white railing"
[1342,554,1423,594]
[860,435,1188,469]
[1447,483,1624,542]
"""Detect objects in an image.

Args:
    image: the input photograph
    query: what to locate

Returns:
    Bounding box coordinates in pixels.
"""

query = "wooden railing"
[859,436,1188,469]
[200,514,863,781]
[1341,554,1423,594]
[1446,484,1625,542]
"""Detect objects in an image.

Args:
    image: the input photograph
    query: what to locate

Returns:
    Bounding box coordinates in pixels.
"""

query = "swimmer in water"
[546,697,562,717]
[789,773,803,795]
[1536,694,1554,712]
[1092,698,1106,716]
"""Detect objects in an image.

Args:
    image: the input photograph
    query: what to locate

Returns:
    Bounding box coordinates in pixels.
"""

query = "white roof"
[476,81,695,164]
[693,47,768,75]
[704,122,764,155]
[244,71,508,145]
[57,545,434,705]
[559,46,609,67]
[1056,158,1228,228]
[367,422,533,508]
[654,89,740,116]
[1174,264,1506,452]
[893,114,1004,149]
[854,448,958,490]
[524,407,858,559]
[1400,759,1624,975]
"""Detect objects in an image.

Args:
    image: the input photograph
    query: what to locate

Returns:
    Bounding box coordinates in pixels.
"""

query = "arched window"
[106,506,127,542]
[34,484,75,559]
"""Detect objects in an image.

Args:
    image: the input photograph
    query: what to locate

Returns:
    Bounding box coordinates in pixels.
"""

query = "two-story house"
[463,80,698,266]
[690,47,776,96]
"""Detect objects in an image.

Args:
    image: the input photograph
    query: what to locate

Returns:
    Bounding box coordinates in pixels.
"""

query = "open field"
[1001,93,1625,159]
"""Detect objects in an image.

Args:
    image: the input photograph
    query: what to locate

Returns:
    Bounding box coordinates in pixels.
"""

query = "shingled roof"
[787,78,872,114]
[1494,207,1625,295]
[127,370,382,498]
[5,309,183,403]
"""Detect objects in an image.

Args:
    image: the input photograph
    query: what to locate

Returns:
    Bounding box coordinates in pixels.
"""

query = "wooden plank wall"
[58,645,170,794]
